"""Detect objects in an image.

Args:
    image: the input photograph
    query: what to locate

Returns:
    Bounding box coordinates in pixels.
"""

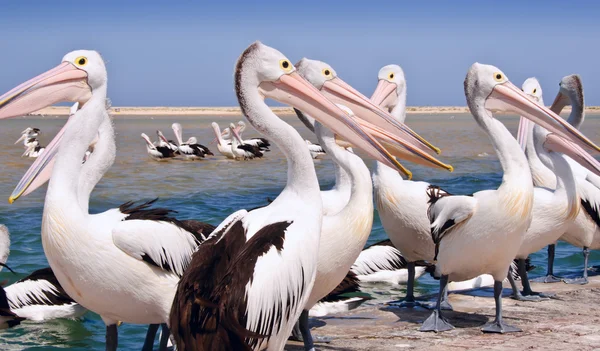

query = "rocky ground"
[286,276,600,350]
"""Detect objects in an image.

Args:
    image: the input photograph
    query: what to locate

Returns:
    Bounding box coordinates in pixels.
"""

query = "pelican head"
[371,64,406,110]
[521,77,543,104]
[141,133,156,149]
[551,74,583,115]
[157,130,170,145]
[0,50,103,120]
[295,57,441,156]
[2,50,107,203]
[464,63,600,153]
[236,120,246,134]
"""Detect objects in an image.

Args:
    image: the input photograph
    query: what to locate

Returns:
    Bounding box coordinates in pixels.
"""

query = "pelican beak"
[370,79,398,110]
[550,91,570,115]
[231,124,244,144]
[259,72,434,176]
[544,133,600,177]
[517,116,532,151]
[485,81,600,153]
[14,134,27,145]
[0,62,90,119]
[9,117,77,203]
[158,131,169,144]
[320,76,441,155]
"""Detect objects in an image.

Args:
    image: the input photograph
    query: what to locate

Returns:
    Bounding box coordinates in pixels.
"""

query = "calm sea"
[0,112,599,350]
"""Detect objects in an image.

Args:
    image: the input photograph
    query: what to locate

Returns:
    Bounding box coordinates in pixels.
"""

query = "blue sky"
[1,1,599,106]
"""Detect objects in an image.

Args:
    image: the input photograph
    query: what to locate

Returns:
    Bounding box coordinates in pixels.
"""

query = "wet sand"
[28,106,600,117]
[286,276,600,350]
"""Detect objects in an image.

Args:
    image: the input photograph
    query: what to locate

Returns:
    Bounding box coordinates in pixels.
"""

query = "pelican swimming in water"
[421,63,600,333]
[141,132,177,161]
[235,120,271,150]
[0,50,216,351]
[305,140,326,159]
[229,123,265,160]
[211,122,236,159]
[172,123,213,159]
[15,127,41,149]
[169,42,448,351]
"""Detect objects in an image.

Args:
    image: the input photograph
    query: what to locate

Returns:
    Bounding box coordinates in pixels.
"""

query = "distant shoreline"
[27,106,599,117]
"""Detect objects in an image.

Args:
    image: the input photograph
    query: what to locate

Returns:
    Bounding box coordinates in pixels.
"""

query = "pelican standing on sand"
[509,76,600,299]
[422,63,600,333]
[368,64,448,307]
[0,50,216,351]
[169,42,443,351]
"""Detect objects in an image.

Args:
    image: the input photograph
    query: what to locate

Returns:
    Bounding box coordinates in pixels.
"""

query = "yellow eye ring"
[279,59,292,72]
[322,68,332,77]
[75,56,88,67]
[493,72,503,82]
[388,72,395,80]
[532,88,537,94]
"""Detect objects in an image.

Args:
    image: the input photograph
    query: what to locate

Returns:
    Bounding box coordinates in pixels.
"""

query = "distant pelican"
[172,123,213,159]
[235,120,271,150]
[211,122,236,159]
[229,123,264,160]
[141,132,176,161]
[422,63,600,333]
[305,140,326,159]
[14,127,41,149]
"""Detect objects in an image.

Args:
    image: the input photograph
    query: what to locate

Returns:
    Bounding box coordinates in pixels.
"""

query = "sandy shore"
[28,106,600,117]
[286,276,600,350]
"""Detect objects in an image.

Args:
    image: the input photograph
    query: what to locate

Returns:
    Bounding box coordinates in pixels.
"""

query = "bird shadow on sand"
[380,304,490,329]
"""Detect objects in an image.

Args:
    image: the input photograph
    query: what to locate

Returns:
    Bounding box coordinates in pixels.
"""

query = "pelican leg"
[439,283,453,311]
[106,324,118,351]
[564,247,590,285]
[532,244,562,283]
[289,320,304,342]
[507,265,542,302]
[141,324,159,351]
[519,259,553,299]
[298,309,330,351]
[158,324,170,351]
[482,281,521,333]
[419,275,454,332]
[388,262,432,308]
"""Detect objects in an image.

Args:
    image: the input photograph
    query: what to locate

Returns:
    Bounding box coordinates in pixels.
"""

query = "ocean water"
[0,112,599,350]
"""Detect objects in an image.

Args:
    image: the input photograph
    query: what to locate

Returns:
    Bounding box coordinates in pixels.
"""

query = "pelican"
[170,42,448,351]
[0,50,216,351]
[157,130,180,155]
[351,239,429,285]
[5,267,88,321]
[14,127,41,149]
[141,132,176,161]
[295,108,350,215]
[22,139,45,158]
[305,140,326,159]
[211,122,236,159]
[507,77,594,299]
[235,120,271,150]
[229,123,264,160]
[368,64,448,308]
[421,63,600,333]
[172,123,213,159]
[0,287,23,329]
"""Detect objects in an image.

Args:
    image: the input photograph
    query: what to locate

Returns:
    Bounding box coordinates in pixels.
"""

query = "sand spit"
[27,106,600,117]
[287,276,600,350]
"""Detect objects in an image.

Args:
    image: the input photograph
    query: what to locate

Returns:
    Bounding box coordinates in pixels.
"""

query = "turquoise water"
[0,112,599,350]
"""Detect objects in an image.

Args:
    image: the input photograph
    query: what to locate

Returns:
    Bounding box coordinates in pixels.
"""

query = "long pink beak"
[259,72,448,176]
[544,133,600,177]
[370,79,398,110]
[485,81,600,153]
[321,77,441,155]
[0,62,90,119]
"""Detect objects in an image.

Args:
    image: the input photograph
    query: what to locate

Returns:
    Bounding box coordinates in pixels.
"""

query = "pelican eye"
[75,56,88,67]
[388,73,395,80]
[322,68,332,78]
[279,59,292,72]
[533,88,537,94]
[493,72,503,82]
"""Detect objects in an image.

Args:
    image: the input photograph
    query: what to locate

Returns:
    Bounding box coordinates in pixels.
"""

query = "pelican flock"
[0,35,598,351]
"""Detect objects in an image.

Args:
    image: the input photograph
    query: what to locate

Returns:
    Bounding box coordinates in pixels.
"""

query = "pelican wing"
[577,179,600,227]
[6,267,76,310]
[351,239,408,276]
[170,208,301,351]
[426,186,476,261]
